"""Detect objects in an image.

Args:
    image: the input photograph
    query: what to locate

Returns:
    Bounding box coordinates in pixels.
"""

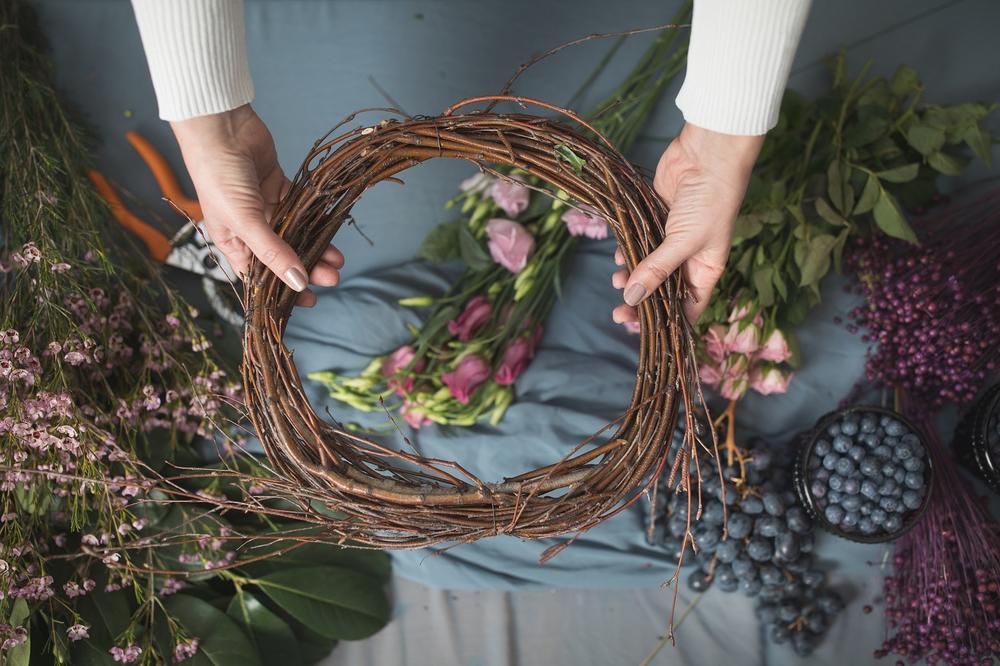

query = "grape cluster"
[649,430,844,657]
[804,410,929,539]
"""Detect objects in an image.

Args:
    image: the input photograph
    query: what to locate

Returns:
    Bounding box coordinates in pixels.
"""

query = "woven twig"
[242,98,713,552]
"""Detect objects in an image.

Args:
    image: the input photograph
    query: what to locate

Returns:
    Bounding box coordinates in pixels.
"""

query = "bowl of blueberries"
[794,406,933,543]
[952,383,1000,494]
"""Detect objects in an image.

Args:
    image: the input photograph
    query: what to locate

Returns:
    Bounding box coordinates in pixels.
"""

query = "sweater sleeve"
[131,0,254,122]
[675,0,811,136]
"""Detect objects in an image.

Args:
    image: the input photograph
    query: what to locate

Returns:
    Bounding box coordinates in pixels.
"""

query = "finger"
[614,247,625,266]
[681,262,723,325]
[236,215,309,292]
[308,260,340,287]
[295,289,317,308]
[611,269,629,289]
[211,231,253,279]
[612,303,638,324]
[321,244,345,269]
[621,238,691,308]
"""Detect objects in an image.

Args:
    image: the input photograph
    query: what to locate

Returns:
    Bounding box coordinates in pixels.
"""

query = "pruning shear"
[88,132,243,326]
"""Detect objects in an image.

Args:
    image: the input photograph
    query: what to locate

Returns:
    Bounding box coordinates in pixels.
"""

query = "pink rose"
[699,362,723,386]
[400,401,432,429]
[561,206,607,240]
[447,296,493,342]
[723,321,760,355]
[750,366,793,395]
[485,219,535,273]
[490,177,530,217]
[494,335,536,385]
[703,324,727,363]
[757,329,792,363]
[382,345,425,395]
[441,355,491,404]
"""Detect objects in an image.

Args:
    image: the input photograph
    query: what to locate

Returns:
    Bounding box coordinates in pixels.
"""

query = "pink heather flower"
[400,401,432,429]
[382,345,425,395]
[561,205,608,240]
[1,329,18,345]
[441,355,491,404]
[490,176,530,217]
[51,262,72,273]
[756,329,792,363]
[459,172,495,194]
[485,219,534,273]
[723,321,760,355]
[67,624,89,641]
[174,639,200,663]
[624,320,641,335]
[750,365,793,396]
[447,296,493,342]
[64,351,87,366]
[110,645,142,663]
[703,324,727,363]
[494,335,536,385]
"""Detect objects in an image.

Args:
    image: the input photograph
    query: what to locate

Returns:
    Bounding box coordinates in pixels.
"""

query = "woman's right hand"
[170,104,343,307]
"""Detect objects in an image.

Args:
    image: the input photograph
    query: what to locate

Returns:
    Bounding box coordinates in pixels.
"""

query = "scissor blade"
[164,222,235,283]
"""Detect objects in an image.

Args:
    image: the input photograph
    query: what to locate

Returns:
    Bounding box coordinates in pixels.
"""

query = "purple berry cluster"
[650,428,844,657]
[846,223,1000,409]
[804,410,929,539]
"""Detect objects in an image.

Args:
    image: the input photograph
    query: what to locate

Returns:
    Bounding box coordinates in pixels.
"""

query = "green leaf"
[76,589,132,645]
[843,113,889,149]
[876,163,920,183]
[873,190,917,243]
[8,598,30,666]
[413,304,459,349]
[854,174,880,214]
[890,65,920,97]
[798,234,837,287]
[826,162,845,214]
[416,219,463,264]
[814,198,848,227]
[772,270,788,301]
[553,144,586,175]
[906,125,945,156]
[288,623,336,665]
[457,225,494,272]
[735,248,753,278]
[832,228,850,274]
[240,542,390,583]
[163,594,262,666]
[753,265,775,307]
[963,125,993,166]
[255,566,390,641]
[521,189,554,220]
[927,151,966,176]
[227,592,302,666]
[733,213,764,241]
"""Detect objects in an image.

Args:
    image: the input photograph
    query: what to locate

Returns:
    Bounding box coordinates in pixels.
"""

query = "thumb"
[230,197,309,292]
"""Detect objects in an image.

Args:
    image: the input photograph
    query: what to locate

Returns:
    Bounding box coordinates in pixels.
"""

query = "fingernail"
[623,284,647,307]
[284,267,307,292]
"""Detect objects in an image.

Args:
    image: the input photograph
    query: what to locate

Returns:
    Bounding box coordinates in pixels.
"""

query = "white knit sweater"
[131,0,811,136]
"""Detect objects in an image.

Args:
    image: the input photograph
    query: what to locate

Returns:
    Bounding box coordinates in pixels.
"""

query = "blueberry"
[879,479,898,496]
[860,457,880,477]
[695,526,721,550]
[813,439,831,457]
[786,507,811,534]
[874,445,892,460]
[904,471,924,490]
[885,420,906,437]
[828,490,844,505]
[762,492,785,517]
[806,609,828,633]
[860,501,874,515]
[841,494,862,512]
[778,602,800,622]
[824,504,845,525]
[771,625,791,644]
[715,538,740,563]
[848,446,867,462]
[885,514,903,533]
[859,517,877,534]
[871,508,888,525]
[894,443,913,460]
[814,468,831,481]
[894,469,906,485]
[757,516,781,538]
[793,632,817,657]
[727,512,753,539]
[842,477,860,495]
[748,449,773,471]
[903,457,924,473]
[668,515,688,537]
[759,564,783,585]
[881,463,897,478]
[841,418,859,436]
[835,458,856,477]
[826,422,842,437]
[748,537,773,562]
[732,555,753,578]
[842,511,859,528]
[822,454,839,471]
[740,578,762,597]
[775,532,800,561]
[702,500,725,525]
[801,569,826,588]
[880,496,901,513]
[828,474,845,492]
[817,590,844,614]
[833,435,852,453]
[717,484,740,505]
[862,433,879,448]
[902,490,922,510]
[716,564,738,588]
[687,569,713,592]
[740,496,764,514]
[860,415,877,433]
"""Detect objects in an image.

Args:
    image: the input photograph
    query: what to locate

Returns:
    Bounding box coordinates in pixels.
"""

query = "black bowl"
[794,405,934,544]
[952,383,1000,494]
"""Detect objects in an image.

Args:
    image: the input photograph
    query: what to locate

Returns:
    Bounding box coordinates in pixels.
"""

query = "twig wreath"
[241,95,720,560]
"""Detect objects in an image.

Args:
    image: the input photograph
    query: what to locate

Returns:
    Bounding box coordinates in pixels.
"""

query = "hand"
[170,104,343,307]
[612,122,763,325]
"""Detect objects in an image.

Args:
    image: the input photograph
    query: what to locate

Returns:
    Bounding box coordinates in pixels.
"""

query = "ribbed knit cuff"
[131,0,254,121]
[675,0,811,136]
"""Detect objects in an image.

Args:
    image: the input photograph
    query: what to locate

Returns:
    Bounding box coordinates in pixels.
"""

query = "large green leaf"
[872,190,917,243]
[814,198,848,227]
[752,265,774,306]
[889,65,920,96]
[162,595,262,666]
[239,542,390,582]
[76,588,132,645]
[927,151,966,176]
[905,124,945,156]
[875,163,919,183]
[457,225,494,272]
[417,219,463,264]
[853,173,880,215]
[227,592,301,666]
[255,566,390,641]
[797,234,837,287]
[8,598,30,666]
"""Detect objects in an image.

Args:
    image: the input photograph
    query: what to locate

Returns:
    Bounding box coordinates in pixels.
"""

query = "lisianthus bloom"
[750,365,793,395]
[490,176,530,217]
[703,323,727,363]
[485,218,535,273]
[441,355,491,404]
[400,400,432,429]
[447,295,493,341]
[724,320,760,355]
[460,171,495,194]
[382,345,425,395]
[494,333,538,385]
[728,301,753,323]
[756,329,792,363]
[699,362,723,386]
[720,373,749,400]
[562,205,607,240]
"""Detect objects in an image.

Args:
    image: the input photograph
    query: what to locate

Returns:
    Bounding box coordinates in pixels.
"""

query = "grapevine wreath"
[241,97,718,555]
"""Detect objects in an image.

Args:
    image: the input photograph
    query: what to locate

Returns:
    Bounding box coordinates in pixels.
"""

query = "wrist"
[678,122,764,177]
[170,104,254,146]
